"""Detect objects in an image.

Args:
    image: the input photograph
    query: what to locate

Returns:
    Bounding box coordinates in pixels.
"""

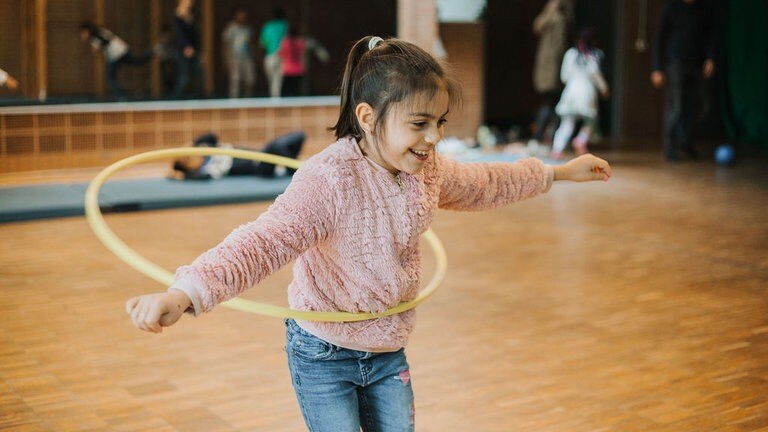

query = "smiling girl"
[126,36,611,431]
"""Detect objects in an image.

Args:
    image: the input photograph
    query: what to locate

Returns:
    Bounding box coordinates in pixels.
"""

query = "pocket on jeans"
[287,321,335,361]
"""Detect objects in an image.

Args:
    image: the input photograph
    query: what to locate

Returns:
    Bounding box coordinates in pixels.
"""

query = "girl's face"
[360,87,450,175]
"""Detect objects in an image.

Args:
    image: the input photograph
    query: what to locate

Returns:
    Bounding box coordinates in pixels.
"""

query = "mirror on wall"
[0,0,396,106]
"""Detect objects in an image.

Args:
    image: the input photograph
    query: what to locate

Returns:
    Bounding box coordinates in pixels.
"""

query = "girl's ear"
[354,102,375,136]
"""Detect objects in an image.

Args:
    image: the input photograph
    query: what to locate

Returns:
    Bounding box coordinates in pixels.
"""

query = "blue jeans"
[284,319,415,431]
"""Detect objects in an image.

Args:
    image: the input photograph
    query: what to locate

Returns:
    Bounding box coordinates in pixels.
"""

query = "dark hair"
[576,28,598,53]
[172,161,188,173]
[330,36,461,141]
[575,28,602,65]
[193,132,218,147]
[272,7,285,20]
[80,21,97,33]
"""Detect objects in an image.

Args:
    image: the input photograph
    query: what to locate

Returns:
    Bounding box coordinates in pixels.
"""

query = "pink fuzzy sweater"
[171,137,553,352]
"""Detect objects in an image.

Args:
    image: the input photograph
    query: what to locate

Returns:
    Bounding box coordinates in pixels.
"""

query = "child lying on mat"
[168,131,305,180]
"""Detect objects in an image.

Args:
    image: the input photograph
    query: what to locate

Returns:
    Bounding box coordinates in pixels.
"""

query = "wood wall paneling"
[441,22,484,139]
[0,103,340,173]
[46,0,94,96]
[398,0,438,52]
[0,0,23,96]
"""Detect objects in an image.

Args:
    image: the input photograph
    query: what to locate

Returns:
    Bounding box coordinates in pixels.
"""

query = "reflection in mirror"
[0,0,396,106]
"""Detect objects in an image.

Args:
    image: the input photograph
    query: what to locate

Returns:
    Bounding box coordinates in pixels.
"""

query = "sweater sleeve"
[169,164,337,315]
[436,153,554,211]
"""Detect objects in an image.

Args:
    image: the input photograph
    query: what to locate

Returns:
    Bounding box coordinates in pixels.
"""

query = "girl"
[551,28,610,160]
[127,36,611,431]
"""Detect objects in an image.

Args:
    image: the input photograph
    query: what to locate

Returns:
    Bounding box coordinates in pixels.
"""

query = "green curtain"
[722,0,768,144]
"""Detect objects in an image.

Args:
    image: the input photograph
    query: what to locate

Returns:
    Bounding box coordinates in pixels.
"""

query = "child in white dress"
[551,29,610,160]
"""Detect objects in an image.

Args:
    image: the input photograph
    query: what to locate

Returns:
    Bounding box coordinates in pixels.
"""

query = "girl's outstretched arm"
[126,162,339,332]
[553,154,612,182]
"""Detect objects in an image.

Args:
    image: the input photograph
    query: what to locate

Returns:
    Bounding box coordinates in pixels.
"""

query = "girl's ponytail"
[330,36,380,140]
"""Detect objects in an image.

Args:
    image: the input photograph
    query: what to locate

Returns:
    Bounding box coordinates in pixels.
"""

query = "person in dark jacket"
[171,0,205,99]
[651,0,716,161]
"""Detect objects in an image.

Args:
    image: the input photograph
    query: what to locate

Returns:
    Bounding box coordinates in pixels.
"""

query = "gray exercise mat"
[0,176,293,223]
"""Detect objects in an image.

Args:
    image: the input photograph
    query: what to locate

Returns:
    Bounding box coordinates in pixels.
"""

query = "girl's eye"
[412,122,427,128]
[438,119,448,126]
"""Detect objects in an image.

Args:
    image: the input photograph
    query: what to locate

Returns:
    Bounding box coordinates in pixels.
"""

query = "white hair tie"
[368,36,383,51]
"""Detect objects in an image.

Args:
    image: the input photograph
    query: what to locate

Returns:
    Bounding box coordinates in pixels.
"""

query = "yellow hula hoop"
[84,147,447,322]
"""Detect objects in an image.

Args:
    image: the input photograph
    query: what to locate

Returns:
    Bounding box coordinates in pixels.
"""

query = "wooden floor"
[1,149,767,431]
[0,163,169,187]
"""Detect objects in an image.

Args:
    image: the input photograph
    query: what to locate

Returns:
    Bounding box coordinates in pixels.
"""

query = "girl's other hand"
[554,154,612,182]
[126,290,191,333]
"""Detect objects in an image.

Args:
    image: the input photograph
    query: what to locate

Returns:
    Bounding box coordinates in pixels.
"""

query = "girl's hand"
[554,154,612,182]
[126,290,192,333]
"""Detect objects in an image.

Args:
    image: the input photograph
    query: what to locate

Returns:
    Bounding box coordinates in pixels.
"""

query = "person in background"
[169,131,305,180]
[278,24,330,97]
[551,28,610,160]
[259,7,288,98]
[80,21,156,100]
[528,0,573,154]
[651,0,716,162]
[222,8,256,98]
[172,0,205,99]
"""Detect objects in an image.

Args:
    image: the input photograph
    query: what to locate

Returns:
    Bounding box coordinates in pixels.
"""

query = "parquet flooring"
[1,149,766,431]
